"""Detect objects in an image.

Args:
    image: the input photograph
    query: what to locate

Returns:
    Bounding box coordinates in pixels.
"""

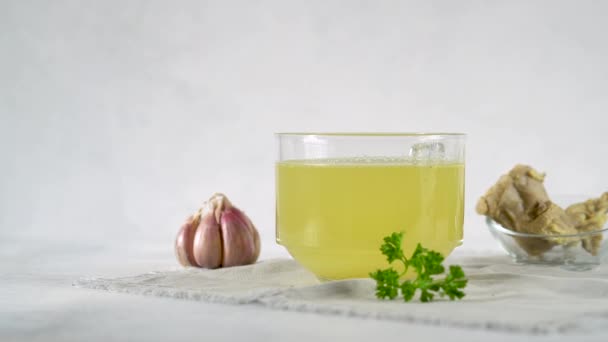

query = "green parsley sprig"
[369,232,467,303]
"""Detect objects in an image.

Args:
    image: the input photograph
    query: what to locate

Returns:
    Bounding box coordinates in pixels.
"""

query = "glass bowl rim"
[486,217,608,238]
[275,132,466,137]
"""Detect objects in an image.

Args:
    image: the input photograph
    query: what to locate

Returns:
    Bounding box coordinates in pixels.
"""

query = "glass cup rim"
[275,132,466,137]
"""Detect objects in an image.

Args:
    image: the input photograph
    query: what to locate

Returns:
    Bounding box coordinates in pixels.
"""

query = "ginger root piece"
[510,236,555,257]
[524,200,578,241]
[478,165,608,257]
[476,165,578,256]
[566,192,608,255]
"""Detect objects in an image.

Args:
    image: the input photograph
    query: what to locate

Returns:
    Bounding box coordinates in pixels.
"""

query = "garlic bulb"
[175,193,260,268]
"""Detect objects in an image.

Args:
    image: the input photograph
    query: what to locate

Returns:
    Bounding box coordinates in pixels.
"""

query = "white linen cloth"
[75,254,608,335]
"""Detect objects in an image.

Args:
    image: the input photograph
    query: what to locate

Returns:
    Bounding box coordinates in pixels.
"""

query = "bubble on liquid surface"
[288,156,413,166]
[409,142,446,161]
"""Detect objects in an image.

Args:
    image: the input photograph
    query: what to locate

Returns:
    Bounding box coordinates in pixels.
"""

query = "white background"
[2,0,608,258]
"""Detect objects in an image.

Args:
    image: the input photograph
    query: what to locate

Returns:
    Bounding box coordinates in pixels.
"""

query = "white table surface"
[2,237,607,342]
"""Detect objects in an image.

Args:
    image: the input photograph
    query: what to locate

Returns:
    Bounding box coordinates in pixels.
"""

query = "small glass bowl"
[486,217,608,271]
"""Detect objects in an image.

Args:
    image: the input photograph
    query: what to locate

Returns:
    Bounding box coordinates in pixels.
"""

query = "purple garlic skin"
[175,193,260,268]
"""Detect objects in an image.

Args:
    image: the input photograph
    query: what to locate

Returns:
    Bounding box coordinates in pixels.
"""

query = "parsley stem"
[399,256,409,277]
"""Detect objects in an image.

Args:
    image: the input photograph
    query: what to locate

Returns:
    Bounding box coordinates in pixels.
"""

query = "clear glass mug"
[275,133,466,280]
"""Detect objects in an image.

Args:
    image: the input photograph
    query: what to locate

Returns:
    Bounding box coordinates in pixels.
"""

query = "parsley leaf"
[369,232,468,303]
[379,232,406,264]
[369,268,400,299]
